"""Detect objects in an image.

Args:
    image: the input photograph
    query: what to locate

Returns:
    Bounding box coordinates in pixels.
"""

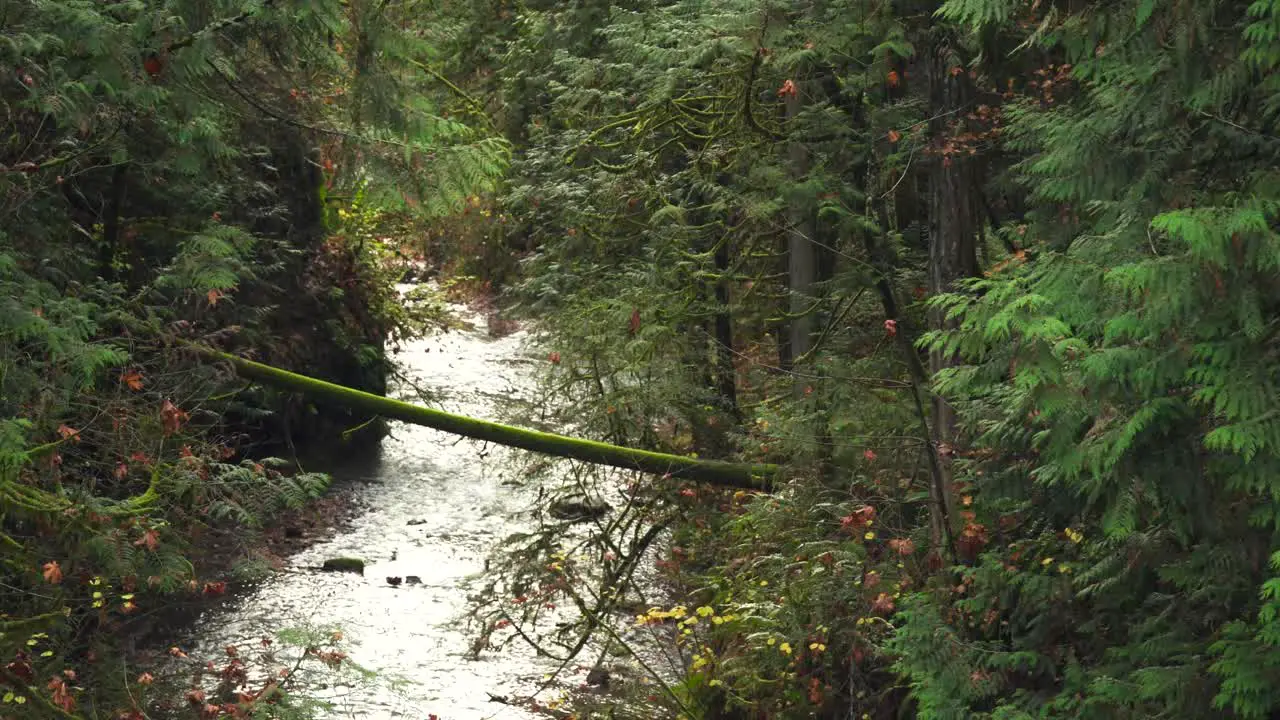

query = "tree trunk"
[185,343,777,490]
[926,34,980,547]
[713,234,740,423]
[785,86,817,397]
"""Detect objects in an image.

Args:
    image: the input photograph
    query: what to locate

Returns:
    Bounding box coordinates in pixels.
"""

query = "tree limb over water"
[186,343,777,490]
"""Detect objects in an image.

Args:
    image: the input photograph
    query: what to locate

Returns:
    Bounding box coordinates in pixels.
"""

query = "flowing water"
[179,307,576,719]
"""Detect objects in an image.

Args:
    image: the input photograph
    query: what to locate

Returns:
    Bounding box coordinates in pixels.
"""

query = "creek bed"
[178,311,570,719]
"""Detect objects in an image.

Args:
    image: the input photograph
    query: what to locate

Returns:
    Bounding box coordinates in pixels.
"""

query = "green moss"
[186,342,778,490]
[321,557,365,574]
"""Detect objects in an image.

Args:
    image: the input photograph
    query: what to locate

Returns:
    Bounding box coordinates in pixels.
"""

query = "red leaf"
[134,530,160,552]
[548,351,561,364]
[777,79,797,99]
[56,425,81,443]
[886,70,900,87]
[887,129,901,143]
[883,319,897,337]
[863,449,877,461]
[629,309,641,335]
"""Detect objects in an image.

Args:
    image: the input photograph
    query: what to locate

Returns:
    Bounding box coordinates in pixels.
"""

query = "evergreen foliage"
[0,0,502,716]
[441,0,1280,717]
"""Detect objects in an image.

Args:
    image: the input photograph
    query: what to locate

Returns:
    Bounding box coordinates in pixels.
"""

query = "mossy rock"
[548,496,611,522]
[321,557,365,574]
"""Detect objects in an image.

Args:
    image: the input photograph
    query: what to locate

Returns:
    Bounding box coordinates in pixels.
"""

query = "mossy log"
[189,344,777,490]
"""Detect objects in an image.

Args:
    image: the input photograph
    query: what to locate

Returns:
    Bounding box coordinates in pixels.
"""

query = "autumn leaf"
[777,79,797,99]
[134,530,160,552]
[160,399,190,436]
[629,308,641,335]
[56,425,81,443]
[887,129,901,143]
[206,289,224,307]
[42,561,63,585]
[143,54,163,78]
[886,70,900,87]
[120,370,144,391]
[114,463,128,480]
[884,319,897,337]
[46,676,75,713]
[888,538,916,556]
[136,672,154,686]
[548,351,561,364]
[863,448,877,461]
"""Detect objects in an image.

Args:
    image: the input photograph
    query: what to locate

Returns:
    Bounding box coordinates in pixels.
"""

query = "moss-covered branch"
[187,344,777,490]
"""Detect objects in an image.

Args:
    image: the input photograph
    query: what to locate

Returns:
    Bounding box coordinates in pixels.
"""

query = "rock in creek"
[320,557,365,574]
[548,496,611,522]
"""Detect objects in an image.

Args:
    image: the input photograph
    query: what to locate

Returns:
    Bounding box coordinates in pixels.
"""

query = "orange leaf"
[160,399,190,436]
[887,129,901,143]
[120,370,144,391]
[886,70,900,87]
[56,425,81,443]
[42,561,63,584]
[888,538,916,556]
[207,289,224,307]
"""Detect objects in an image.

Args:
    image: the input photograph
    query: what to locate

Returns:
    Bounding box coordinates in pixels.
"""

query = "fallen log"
[186,343,777,490]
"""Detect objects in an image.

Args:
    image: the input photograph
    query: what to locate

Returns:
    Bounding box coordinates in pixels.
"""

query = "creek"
[178,305,571,719]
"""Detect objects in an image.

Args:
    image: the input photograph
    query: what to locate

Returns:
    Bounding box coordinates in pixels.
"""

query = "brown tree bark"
[925,34,981,548]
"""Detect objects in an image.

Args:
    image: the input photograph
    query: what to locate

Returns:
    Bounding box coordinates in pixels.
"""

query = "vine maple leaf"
[42,561,62,584]
[134,529,160,552]
[47,676,75,712]
[629,309,641,335]
[120,370,144,391]
[160,399,190,436]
